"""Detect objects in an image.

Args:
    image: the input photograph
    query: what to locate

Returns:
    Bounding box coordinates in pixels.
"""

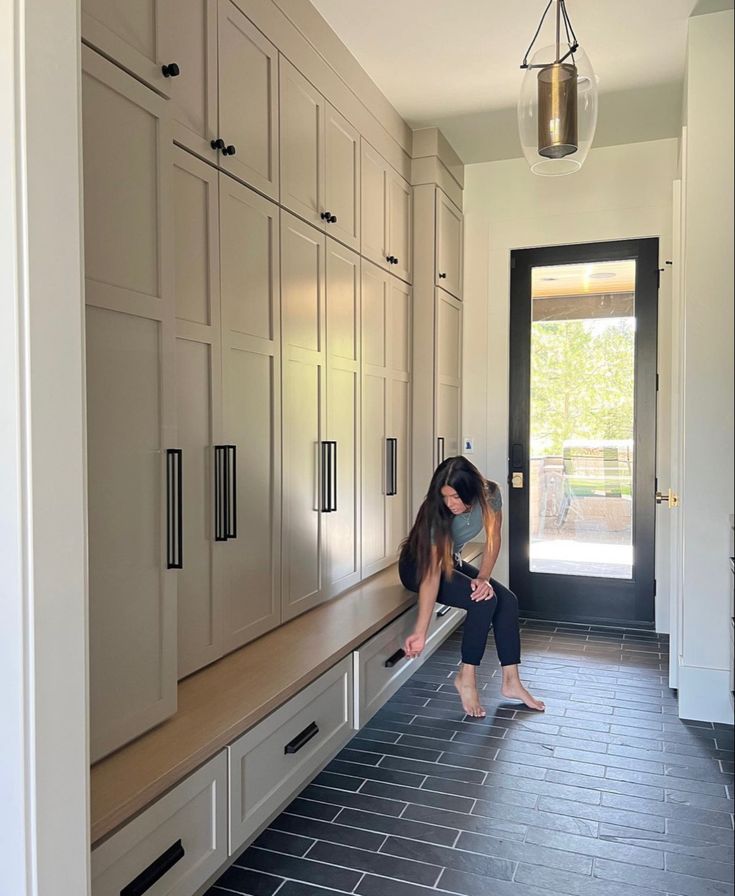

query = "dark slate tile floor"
[206,620,734,896]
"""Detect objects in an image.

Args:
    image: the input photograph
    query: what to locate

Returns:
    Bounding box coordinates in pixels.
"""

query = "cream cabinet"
[360,140,412,284]
[173,148,282,680]
[280,212,361,620]
[83,48,178,761]
[435,289,463,465]
[436,189,464,299]
[280,58,360,251]
[86,0,280,200]
[361,262,412,577]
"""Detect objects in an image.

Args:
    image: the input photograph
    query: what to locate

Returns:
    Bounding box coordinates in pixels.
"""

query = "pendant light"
[518,0,598,176]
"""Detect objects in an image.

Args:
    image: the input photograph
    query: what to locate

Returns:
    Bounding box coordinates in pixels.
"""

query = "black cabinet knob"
[439,272,447,279]
[224,144,237,156]
[329,214,337,223]
[161,62,180,78]
[210,138,225,151]
[386,255,394,264]
[392,257,399,265]
[320,211,331,221]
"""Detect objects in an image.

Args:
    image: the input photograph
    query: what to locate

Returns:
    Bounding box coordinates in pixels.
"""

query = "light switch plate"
[463,437,474,453]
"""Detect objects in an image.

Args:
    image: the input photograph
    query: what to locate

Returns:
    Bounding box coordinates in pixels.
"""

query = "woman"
[399,456,544,718]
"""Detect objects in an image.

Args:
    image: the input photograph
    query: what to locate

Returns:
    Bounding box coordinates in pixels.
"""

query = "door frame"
[508,237,659,627]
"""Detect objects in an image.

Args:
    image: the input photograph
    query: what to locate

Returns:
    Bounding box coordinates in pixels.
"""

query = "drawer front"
[353,604,464,728]
[229,656,353,853]
[92,752,227,896]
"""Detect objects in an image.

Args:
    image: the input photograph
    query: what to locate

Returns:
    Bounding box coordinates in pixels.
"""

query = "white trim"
[677,664,733,724]
[0,1,89,893]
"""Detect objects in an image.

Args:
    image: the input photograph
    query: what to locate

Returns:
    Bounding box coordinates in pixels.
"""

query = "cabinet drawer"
[91,752,227,896]
[229,656,353,853]
[353,603,465,728]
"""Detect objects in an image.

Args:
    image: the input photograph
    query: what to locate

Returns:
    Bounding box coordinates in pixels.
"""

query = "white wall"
[0,0,89,893]
[463,138,678,629]
[676,10,734,723]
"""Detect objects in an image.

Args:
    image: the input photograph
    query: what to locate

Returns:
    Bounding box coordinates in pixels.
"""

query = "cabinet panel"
[176,339,221,678]
[435,289,462,466]
[222,348,281,649]
[361,374,387,575]
[360,140,387,269]
[387,169,412,284]
[325,241,361,595]
[82,0,173,96]
[280,57,324,227]
[436,190,463,299]
[360,263,387,369]
[161,0,218,162]
[386,278,412,375]
[325,103,360,252]
[281,212,324,354]
[87,307,176,760]
[437,292,461,380]
[218,0,279,199]
[220,175,279,343]
[387,377,410,557]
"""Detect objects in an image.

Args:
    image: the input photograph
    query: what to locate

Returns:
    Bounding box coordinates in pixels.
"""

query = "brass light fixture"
[518,0,598,176]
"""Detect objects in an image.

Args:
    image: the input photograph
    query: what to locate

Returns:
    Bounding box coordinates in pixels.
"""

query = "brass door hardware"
[655,489,679,507]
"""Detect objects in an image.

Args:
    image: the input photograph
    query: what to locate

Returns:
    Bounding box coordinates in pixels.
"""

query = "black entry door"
[508,238,659,627]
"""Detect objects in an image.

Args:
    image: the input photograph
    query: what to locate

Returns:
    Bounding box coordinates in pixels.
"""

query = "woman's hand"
[470,578,495,601]
[404,631,426,659]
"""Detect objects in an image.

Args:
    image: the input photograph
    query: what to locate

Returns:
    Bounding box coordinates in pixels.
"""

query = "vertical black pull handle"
[120,839,185,896]
[320,441,337,512]
[225,445,237,539]
[214,446,226,542]
[166,449,183,569]
[437,436,445,465]
[386,438,397,496]
[330,441,338,512]
[320,441,330,512]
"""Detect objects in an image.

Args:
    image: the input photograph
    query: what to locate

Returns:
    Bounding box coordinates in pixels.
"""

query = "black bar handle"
[437,436,445,465]
[120,839,185,896]
[225,445,237,539]
[214,446,227,541]
[384,648,407,668]
[284,721,319,754]
[320,441,337,512]
[166,449,183,569]
[436,605,451,617]
[511,442,524,470]
[392,437,398,495]
[330,441,338,512]
[320,441,329,512]
[386,438,397,496]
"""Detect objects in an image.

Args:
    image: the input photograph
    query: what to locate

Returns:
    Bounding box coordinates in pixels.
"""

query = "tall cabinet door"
[361,263,389,577]
[172,147,224,679]
[360,140,388,270]
[386,279,412,557]
[325,240,361,596]
[220,175,282,651]
[435,290,462,465]
[279,57,325,228]
[218,0,279,200]
[325,103,360,252]
[82,48,177,761]
[281,212,327,620]
[435,189,463,299]
[82,0,176,96]
[387,169,413,284]
[160,0,219,164]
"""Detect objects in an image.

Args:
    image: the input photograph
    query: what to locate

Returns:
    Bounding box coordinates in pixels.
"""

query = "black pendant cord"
[520,0,579,69]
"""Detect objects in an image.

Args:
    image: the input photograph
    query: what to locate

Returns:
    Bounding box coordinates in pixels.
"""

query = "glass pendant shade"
[518,44,598,176]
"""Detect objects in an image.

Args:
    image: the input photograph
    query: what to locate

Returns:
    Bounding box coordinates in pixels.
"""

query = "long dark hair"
[401,456,499,583]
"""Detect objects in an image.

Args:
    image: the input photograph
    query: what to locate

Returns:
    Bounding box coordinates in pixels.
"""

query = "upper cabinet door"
[82,0,176,96]
[435,289,462,464]
[279,57,325,228]
[159,0,219,164]
[218,0,279,200]
[325,103,360,252]
[386,169,412,285]
[435,189,463,300]
[360,140,388,270]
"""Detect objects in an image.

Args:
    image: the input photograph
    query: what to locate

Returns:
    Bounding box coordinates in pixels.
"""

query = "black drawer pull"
[166,449,183,569]
[384,648,406,668]
[436,605,450,617]
[284,721,319,754]
[120,839,185,896]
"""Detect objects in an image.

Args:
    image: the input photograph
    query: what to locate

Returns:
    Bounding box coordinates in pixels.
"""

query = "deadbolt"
[511,472,524,489]
[655,489,679,507]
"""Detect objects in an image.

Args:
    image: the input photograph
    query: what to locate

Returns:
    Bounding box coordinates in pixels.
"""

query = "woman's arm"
[404,546,441,658]
[470,509,502,599]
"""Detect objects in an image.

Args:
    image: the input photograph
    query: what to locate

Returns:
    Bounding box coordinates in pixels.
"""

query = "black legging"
[398,554,521,667]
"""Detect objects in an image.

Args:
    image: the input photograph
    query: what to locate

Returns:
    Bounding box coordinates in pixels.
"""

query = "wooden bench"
[90,544,483,847]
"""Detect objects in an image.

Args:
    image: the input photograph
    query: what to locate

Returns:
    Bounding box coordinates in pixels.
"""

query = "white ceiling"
[308,0,727,162]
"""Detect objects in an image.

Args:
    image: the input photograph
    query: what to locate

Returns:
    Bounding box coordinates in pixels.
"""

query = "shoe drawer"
[228,655,353,854]
[353,603,464,728]
[91,752,227,896]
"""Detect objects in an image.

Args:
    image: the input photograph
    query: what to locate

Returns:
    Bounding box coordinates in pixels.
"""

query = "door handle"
[437,436,445,465]
[511,472,524,489]
[655,488,679,507]
[214,445,237,540]
[386,438,397,496]
[166,449,183,569]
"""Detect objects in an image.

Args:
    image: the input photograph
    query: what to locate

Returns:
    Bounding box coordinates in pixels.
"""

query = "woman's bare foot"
[500,679,545,712]
[454,668,486,718]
